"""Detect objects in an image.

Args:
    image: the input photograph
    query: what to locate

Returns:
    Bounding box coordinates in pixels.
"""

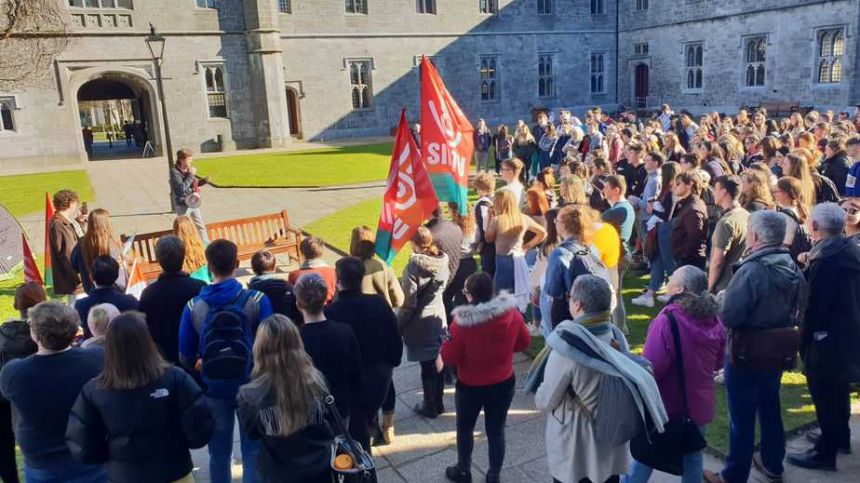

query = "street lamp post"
[145,24,176,211]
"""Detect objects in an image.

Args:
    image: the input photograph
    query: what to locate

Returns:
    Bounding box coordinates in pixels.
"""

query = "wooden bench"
[755,102,799,118]
[123,209,303,282]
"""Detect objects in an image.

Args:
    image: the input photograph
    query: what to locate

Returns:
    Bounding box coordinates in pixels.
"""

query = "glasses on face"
[844,206,860,216]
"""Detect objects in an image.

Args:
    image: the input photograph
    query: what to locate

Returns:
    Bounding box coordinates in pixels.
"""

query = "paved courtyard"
[20,154,860,483]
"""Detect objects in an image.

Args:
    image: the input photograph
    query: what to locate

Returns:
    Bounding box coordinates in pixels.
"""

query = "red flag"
[375,110,439,264]
[420,56,474,215]
[43,192,54,287]
[22,234,43,286]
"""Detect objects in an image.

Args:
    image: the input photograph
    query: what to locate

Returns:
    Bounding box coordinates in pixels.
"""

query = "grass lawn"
[0,170,94,218]
[195,143,395,188]
[0,273,20,321]
[305,197,823,455]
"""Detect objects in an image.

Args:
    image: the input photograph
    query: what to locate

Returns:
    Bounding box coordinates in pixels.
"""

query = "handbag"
[729,326,799,372]
[630,311,706,475]
[325,395,378,483]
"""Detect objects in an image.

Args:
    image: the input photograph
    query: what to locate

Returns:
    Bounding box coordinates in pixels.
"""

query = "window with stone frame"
[348,60,373,110]
[590,53,605,93]
[633,42,649,56]
[684,43,703,90]
[479,0,498,14]
[195,0,216,8]
[278,0,291,13]
[0,98,16,132]
[203,64,228,118]
[744,36,766,87]
[416,0,436,14]
[538,53,555,98]
[70,0,133,7]
[345,0,367,14]
[817,27,845,84]
[591,0,604,14]
[636,0,648,11]
[480,55,499,102]
[537,0,553,15]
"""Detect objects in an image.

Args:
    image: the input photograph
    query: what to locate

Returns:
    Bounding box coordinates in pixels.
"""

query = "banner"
[125,260,147,300]
[375,110,439,265]
[419,56,474,215]
[43,192,54,288]
[22,234,43,286]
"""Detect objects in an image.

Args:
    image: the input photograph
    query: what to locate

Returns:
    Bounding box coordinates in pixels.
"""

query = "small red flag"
[22,234,43,286]
[375,110,439,264]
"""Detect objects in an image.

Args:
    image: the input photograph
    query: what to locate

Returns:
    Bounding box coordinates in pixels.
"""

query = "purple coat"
[642,302,726,426]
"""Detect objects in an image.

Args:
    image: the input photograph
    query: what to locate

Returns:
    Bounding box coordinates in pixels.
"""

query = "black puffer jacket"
[66,365,213,483]
[248,274,302,324]
[801,236,860,383]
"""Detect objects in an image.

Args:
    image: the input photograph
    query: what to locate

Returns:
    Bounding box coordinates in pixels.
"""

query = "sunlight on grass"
[0,170,94,218]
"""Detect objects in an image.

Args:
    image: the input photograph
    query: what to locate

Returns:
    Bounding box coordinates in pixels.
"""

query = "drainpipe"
[615,0,620,111]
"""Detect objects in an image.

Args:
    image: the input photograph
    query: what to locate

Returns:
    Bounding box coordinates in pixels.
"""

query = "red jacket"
[441,293,531,387]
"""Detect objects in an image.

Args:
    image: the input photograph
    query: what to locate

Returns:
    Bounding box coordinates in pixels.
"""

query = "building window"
[538,54,555,98]
[590,53,605,93]
[635,0,648,10]
[416,0,435,14]
[479,56,499,102]
[0,98,16,132]
[817,28,844,84]
[195,0,216,8]
[591,0,604,14]
[278,0,291,13]
[203,65,228,118]
[634,42,649,55]
[348,60,373,109]
[537,0,553,15]
[744,36,766,87]
[345,0,367,14]
[685,43,703,90]
[479,0,498,14]
[70,0,133,7]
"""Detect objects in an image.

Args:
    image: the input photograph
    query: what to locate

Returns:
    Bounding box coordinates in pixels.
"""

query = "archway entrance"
[77,74,156,160]
[286,87,302,139]
[634,64,649,109]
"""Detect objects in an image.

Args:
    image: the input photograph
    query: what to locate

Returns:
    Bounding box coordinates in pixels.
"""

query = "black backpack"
[550,245,613,327]
[191,291,262,386]
[0,321,37,369]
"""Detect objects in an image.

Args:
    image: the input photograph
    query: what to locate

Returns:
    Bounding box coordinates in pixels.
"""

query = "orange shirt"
[288,265,337,303]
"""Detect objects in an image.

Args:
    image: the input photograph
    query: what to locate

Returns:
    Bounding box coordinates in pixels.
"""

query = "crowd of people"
[0,102,859,483]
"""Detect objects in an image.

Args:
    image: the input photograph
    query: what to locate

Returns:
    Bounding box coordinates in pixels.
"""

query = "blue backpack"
[191,290,262,394]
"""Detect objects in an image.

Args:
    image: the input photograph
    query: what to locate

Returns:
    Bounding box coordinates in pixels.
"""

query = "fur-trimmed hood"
[452,292,518,327]
[408,252,450,281]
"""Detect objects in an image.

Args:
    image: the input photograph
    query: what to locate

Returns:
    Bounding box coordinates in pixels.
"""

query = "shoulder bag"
[630,311,706,475]
[325,395,378,483]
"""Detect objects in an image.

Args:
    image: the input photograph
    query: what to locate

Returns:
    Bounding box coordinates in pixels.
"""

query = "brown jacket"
[670,195,709,268]
[49,213,82,295]
[361,257,404,309]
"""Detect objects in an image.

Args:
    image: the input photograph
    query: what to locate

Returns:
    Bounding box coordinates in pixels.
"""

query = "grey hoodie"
[398,252,450,362]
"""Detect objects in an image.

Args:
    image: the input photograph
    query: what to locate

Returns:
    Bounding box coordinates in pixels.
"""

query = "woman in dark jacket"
[66,312,214,483]
[238,315,333,483]
[670,172,709,270]
[399,227,450,419]
[820,138,851,195]
[441,274,531,483]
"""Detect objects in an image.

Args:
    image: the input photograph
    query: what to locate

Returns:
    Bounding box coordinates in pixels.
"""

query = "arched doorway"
[286,87,302,139]
[76,73,157,161]
[634,64,649,109]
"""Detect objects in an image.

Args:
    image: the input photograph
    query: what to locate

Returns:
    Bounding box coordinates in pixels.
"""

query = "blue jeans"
[494,255,515,294]
[721,361,784,483]
[24,464,106,483]
[624,428,705,483]
[208,396,260,483]
[647,222,676,292]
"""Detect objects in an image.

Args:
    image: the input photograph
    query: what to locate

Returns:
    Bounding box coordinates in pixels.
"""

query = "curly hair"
[52,190,79,211]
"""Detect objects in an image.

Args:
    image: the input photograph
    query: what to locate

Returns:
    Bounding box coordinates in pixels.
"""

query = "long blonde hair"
[493,189,523,235]
[242,315,328,437]
[173,216,206,273]
[81,209,121,271]
[559,176,588,206]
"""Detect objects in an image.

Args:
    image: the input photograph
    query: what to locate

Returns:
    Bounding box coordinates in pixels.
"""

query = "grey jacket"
[721,245,806,331]
[170,167,195,210]
[398,252,450,362]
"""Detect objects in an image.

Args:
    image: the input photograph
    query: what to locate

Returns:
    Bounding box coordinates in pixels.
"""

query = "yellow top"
[592,222,620,269]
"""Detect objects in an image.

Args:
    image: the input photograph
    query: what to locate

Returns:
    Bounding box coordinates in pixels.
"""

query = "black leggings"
[0,400,19,483]
[553,477,619,483]
[455,377,515,479]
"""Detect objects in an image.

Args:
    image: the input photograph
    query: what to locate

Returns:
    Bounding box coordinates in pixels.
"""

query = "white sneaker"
[656,294,671,304]
[714,369,725,385]
[631,293,655,308]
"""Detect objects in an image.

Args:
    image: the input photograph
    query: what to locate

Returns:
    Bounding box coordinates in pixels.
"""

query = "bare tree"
[0,0,69,91]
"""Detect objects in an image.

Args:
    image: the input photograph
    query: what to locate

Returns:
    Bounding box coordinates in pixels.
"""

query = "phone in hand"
[81,201,88,216]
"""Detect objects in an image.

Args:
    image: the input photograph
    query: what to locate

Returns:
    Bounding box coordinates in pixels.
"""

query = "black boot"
[434,370,446,415]
[786,448,836,471]
[414,377,439,419]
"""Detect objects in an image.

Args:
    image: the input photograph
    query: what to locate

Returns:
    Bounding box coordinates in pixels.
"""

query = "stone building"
[0,0,857,173]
